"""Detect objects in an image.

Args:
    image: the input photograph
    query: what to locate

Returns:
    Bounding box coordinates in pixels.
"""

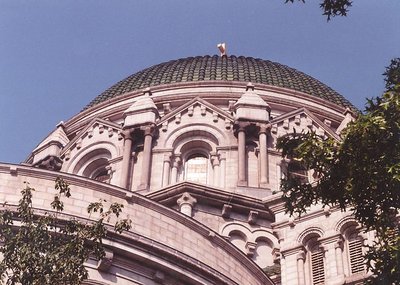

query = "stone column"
[162,152,172,187]
[170,155,181,184]
[177,192,197,217]
[211,153,220,187]
[320,237,344,283]
[335,240,344,277]
[138,125,154,190]
[297,250,306,285]
[120,129,133,189]
[237,124,247,186]
[259,124,270,187]
[219,151,226,188]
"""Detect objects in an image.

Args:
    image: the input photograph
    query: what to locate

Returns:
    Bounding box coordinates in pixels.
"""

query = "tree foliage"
[277,58,400,284]
[0,178,131,285]
[285,0,353,20]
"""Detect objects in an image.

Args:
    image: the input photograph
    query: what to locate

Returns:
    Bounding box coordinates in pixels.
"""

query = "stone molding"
[62,81,347,142]
[147,181,274,221]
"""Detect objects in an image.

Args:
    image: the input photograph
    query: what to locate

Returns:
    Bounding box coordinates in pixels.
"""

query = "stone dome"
[84,55,354,110]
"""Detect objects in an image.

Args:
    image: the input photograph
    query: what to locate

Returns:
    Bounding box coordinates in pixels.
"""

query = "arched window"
[309,242,325,285]
[185,153,208,184]
[91,166,111,183]
[73,149,112,183]
[347,234,364,274]
[228,230,247,252]
[299,232,325,285]
[342,226,365,275]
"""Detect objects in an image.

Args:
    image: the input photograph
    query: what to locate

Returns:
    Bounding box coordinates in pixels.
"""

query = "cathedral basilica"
[0,53,370,284]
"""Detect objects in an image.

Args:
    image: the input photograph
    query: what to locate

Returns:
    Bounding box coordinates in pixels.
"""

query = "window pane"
[186,156,207,184]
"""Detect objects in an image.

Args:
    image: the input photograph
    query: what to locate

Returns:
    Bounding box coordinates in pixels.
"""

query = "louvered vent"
[311,251,325,284]
[349,239,364,274]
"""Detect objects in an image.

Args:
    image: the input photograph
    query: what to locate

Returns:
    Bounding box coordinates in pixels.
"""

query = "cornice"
[147,181,274,221]
[65,81,347,132]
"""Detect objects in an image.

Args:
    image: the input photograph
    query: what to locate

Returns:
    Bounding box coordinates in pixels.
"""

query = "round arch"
[63,142,118,183]
[164,123,226,149]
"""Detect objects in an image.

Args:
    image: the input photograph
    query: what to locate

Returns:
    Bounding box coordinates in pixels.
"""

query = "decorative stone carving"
[175,113,181,124]
[245,241,257,256]
[188,105,194,116]
[213,111,218,122]
[200,105,206,116]
[34,155,63,171]
[234,83,270,122]
[248,210,258,225]
[221,204,232,218]
[123,88,159,128]
[88,126,94,138]
[162,121,168,132]
[177,192,197,217]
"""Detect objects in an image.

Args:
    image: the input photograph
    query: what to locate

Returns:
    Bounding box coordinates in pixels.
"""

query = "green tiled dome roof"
[84,55,354,110]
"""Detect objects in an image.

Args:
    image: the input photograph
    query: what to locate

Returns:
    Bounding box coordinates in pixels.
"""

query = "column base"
[237,180,247,187]
[260,182,269,188]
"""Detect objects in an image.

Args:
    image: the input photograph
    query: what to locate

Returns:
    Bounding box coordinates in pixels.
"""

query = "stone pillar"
[138,125,154,190]
[335,240,344,277]
[162,152,172,187]
[259,124,270,187]
[170,156,181,184]
[177,192,197,217]
[219,151,226,188]
[120,129,133,189]
[320,237,344,284]
[296,250,306,285]
[211,153,220,187]
[237,124,247,186]
[281,255,287,285]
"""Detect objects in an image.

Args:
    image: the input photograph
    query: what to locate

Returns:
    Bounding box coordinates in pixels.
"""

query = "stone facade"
[2,55,371,284]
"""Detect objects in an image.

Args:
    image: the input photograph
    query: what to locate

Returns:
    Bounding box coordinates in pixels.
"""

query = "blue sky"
[1,0,399,163]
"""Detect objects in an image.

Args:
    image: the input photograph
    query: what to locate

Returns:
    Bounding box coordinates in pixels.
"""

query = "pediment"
[157,97,234,131]
[147,181,274,221]
[270,108,340,140]
[60,118,123,156]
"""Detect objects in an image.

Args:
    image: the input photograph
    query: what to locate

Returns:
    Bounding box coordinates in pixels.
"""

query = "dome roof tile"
[84,55,354,110]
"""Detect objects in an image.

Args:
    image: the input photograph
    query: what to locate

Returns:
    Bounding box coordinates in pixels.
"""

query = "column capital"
[140,123,156,137]
[121,128,134,139]
[177,192,197,208]
[258,123,272,134]
[217,150,227,161]
[296,250,306,261]
[233,120,251,132]
[210,153,220,166]
[172,155,182,167]
[163,152,172,162]
[334,239,344,250]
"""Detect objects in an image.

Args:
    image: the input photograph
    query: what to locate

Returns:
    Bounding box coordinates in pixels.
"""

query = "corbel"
[248,210,258,225]
[221,204,232,218]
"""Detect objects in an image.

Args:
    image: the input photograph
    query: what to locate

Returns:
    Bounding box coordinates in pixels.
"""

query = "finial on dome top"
[246,82,255,91]
[217,43,227,57]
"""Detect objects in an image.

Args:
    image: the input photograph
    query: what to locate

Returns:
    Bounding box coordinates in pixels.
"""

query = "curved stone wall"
[0,163,272,285]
